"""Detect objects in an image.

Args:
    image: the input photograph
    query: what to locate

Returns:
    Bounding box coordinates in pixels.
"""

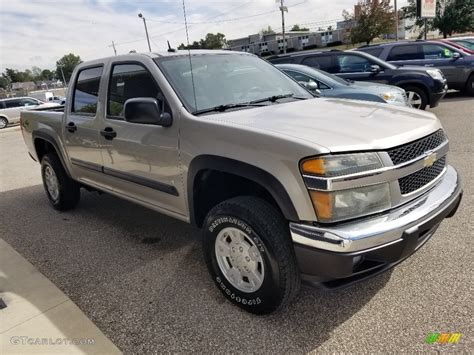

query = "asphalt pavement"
[0,93,472,353]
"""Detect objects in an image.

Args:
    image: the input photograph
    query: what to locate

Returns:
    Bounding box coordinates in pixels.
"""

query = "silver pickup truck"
[21,50,462,314]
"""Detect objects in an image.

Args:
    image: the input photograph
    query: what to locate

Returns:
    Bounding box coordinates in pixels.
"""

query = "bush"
[326,41,343,47]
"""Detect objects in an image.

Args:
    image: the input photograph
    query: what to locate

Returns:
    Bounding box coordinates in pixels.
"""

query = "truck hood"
[206,98,442,153]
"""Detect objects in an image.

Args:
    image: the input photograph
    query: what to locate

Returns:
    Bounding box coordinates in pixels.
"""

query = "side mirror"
[370,64,381,73]
[299,80,319,91]
[452,52,461,60]
[124,97,172,127]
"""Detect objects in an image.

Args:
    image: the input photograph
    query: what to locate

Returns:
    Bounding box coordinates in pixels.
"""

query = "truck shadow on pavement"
[0,185,391,353]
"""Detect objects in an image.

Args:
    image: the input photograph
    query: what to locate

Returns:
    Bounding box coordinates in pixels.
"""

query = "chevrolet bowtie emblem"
[424,152,437,168]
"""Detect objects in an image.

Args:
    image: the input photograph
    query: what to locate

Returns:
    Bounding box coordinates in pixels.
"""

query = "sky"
[0,0,408,72]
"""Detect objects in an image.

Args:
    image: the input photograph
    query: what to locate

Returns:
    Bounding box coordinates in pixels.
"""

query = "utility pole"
[58,64,67,87]
[138,13,152,52]
[394,0,398,41]
[279,0,288,54]
[111,41,117,56]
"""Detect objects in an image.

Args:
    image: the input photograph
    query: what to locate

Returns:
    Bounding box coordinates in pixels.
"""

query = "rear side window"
[72,66,103,115]
[359,47,383,57]
[20,98,41,106]
[4,99,21,108]
[387,45,422,61]
[301,55,333,72]
[107,63,161,118]
[269,57,294,64]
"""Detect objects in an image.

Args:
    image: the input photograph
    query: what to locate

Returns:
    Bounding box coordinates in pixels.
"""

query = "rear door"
[385,44,424,66]
[98,61,184,216]
[64,65,104,180]
[1,99,23,122]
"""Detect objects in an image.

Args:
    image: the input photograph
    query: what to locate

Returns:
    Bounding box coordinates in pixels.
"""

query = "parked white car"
[0,97,58,129]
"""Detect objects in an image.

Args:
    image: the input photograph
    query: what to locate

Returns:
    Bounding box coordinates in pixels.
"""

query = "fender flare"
[32,131,73,177]
[187,155,299,226]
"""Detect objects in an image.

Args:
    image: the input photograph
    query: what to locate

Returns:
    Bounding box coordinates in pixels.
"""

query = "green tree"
[290,24,310,31]
[40,69,55,81]
[56,53,82,83]
[343,0,395,44]
[177,33,227,50]
[0,74,11,90]
[261,26,275,34]
[402,0,474,38]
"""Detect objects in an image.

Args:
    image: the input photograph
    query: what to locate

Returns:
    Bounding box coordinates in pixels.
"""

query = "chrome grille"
[387,130,446,165]
[399,156,446,194]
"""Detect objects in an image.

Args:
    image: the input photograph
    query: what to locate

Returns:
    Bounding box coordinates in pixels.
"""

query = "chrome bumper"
[291,165,462,253]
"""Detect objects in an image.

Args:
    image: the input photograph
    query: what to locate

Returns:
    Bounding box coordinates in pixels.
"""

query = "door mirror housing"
[452,52,461,60]
[123,97,172,127]
[370,64,381,73]
[299,80,319,91]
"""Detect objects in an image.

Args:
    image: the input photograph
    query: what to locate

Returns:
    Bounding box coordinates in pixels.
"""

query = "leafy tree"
[178,33,227,50]
[327,25,333,31]
[261,26,275,34]
[56,53,82,83]
[40,69,55,81]
[290,24,310,31]
[0,74,11,90]
[402,0,474,38]
[343,0,395,44]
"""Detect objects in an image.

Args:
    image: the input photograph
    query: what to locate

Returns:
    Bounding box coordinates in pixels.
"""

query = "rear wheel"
[203,196,300,314]
[464,74,474,96]
[404,86,428,110]
[0,117,8,129]
[41,153,80,211]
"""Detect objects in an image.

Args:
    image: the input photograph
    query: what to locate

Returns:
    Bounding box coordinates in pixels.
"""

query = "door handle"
[100,127,117,140]
[424,64,434,67]
[66,122,77,133]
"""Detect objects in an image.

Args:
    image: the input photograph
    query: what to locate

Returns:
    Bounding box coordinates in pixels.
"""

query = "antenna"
[182,0,198,111]
[167,40,176,53]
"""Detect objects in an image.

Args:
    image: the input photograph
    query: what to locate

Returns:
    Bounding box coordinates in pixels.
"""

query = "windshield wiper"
[193,102,267,115]
[248,93,306,104]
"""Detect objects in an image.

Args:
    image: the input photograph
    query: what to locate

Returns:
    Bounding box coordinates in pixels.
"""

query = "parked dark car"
[277,64,410,107]
[356,41,474,95]
[268,49,447,109]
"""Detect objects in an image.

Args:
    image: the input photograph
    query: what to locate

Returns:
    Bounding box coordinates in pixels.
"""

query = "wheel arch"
[188,155,299,227]
[33,131,72,177]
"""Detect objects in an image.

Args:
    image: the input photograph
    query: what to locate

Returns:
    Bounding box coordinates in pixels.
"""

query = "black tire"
[464,74,474,96]
[41,153,80,211]
[403,86,428,110]
[202,196,300,314]
[0,117,8,129]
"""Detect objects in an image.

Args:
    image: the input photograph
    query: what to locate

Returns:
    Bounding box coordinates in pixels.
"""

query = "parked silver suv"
[20,51,462,314]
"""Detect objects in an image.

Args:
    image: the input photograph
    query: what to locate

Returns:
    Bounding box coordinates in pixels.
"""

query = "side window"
[359,47,383,57]
[387,45,422,61]
[336,54,372,73]
[107,63,161,119]
[422,44,454,59]
[20,98,40,106]
[72,66,103,115]
[302,56,333,72]
[285,70,313,83]
[4,99,21,108]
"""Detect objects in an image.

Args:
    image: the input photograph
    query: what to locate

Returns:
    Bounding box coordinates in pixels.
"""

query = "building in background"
[227,28,348,56]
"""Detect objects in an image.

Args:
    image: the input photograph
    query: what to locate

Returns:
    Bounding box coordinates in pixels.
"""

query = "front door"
[333,53,387,84]
[99,62,185,216]
[420,43,462,87]
[64,66,104,180]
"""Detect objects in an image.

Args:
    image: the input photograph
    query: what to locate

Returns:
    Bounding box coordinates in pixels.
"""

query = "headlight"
[301,153,383,177]
[309,183,391,222]
[301,153,391,222]
[379,92,395,101]
[426,69,444,81]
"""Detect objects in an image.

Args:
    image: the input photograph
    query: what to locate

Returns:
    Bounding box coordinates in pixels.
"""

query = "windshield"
[452,39,474,50]
[156,53,312,114]
[312,68,351,86]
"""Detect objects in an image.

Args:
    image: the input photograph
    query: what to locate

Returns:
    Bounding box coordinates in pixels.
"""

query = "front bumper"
[291,166,462,289]
[429,81,448,108]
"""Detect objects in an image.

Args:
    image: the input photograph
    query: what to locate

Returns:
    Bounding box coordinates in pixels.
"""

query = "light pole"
[138,13,152,52]
[394,0,398,41]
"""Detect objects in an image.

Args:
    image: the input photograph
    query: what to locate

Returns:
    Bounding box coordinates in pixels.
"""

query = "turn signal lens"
[301,158,325,175]
[309,190,332,220]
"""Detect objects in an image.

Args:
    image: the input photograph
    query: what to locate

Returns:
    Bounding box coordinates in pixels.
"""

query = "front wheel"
[202,196,300,314]
[404,86,428,110]
[464,74,474,96]
[41,153,80,211]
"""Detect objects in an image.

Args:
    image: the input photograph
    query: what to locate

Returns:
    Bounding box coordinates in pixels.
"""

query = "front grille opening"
[387,129,446,165]
[399,156,446,194]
